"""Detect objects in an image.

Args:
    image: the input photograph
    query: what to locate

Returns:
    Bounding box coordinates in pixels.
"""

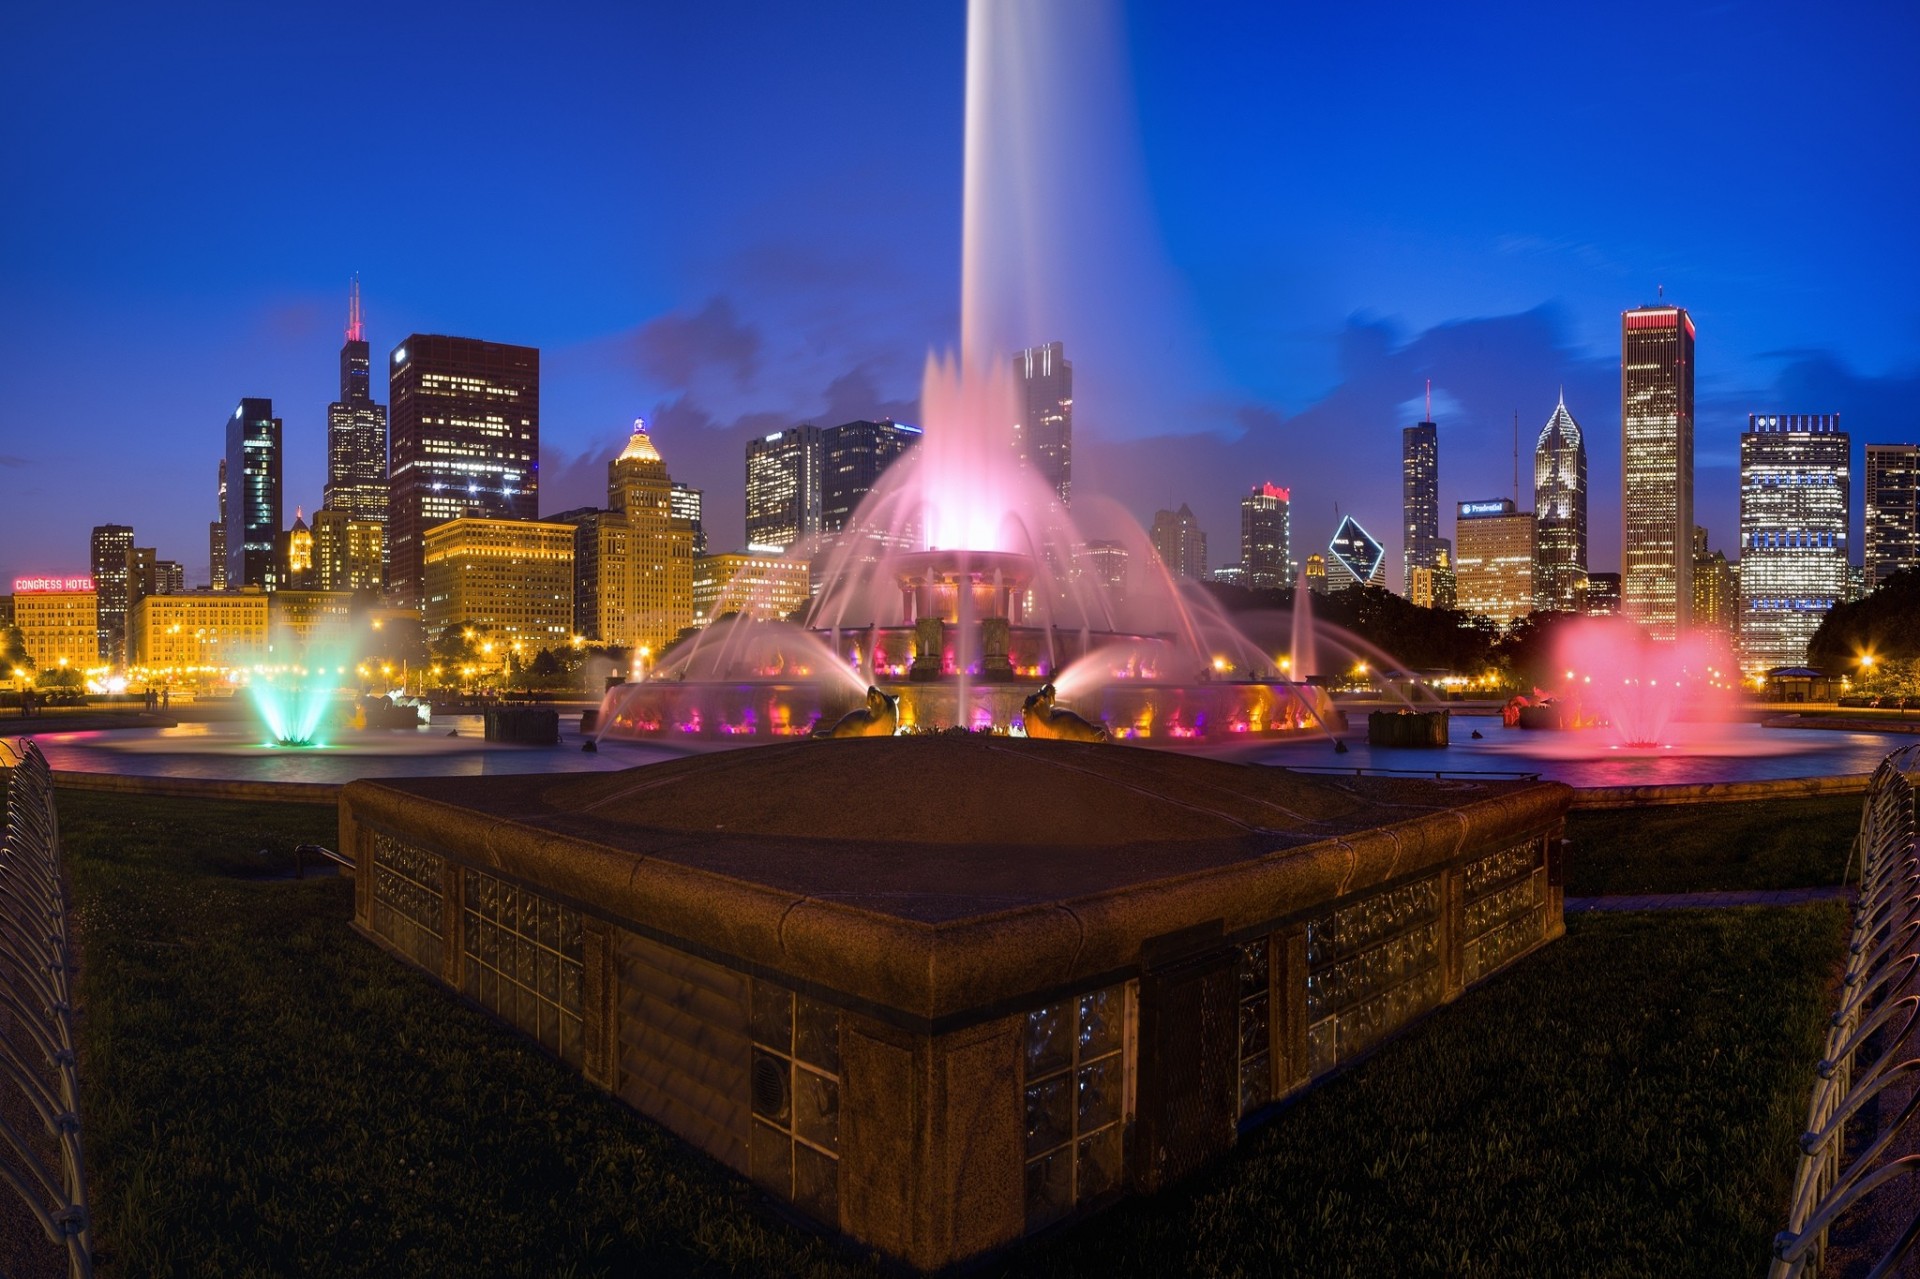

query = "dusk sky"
[4,1,1918,592]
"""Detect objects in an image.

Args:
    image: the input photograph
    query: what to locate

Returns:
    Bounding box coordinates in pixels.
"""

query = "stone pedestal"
[909,618,945,682]
[980,617,1015,682]
[1367,709,1449,748]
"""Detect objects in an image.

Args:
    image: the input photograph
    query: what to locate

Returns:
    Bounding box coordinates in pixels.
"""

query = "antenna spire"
[1513,410,1520,501]
[346,275,364,343]
[1425,378,1432,422]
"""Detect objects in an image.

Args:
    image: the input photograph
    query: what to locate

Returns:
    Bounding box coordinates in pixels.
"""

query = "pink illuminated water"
[1547,618,1739,747]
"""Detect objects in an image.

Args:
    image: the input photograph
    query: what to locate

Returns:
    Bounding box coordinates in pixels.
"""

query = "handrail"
[292,843,354,878]
[1774,742,1920,1277]
[0,738,94,1277]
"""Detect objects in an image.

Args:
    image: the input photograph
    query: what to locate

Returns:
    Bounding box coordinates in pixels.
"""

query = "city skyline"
[4,4,1918,593]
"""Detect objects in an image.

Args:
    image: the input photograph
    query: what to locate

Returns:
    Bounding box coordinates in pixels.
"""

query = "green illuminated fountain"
[248,672,336,747]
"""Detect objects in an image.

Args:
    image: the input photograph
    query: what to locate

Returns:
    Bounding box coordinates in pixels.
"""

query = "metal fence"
[1774,742,1920,1278]
[0,739,92,1278]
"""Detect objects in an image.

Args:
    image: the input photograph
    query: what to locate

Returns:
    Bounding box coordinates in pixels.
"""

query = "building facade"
[89,524,133,662]
[1013,342,1073,505]
[1454,500,1535,624]
[225,397,284,593]
[1409,542,1457,610]
[1402,419,1440,594]
[324,279,390,578]
[1149,505,1208,582]
[155,560,185,597]
[671,483,707,556]
[1620,305,1695,638]
[422,518,573,650]
[1532,394,1588,611]
[606,420,696,653]
[693,552,813,628]
[388,336,540,608]
[821,419,921,537]
[1865,443,1920,590]
[269,590,355,660]
[1240,484,1292,590]
[1739,414,1849,673]
[1326,516,1386,594]
[746,426,824,552]
[1691,526,1738,638]
[311,509,384,594]
[126,590,269,672]
[11,579,98,674]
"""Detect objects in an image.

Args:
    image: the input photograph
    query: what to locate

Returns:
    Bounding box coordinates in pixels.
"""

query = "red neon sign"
[11,576,95,594]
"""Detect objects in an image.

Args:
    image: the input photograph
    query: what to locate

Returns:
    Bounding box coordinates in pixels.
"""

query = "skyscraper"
[1239,484,1291,589]
[209,459,228,591]
[1013,341,1072,505]
[126,546,158,611]
[820,419,921,536]
[1454,500,1535,623]
[1402,416,1439,592]
[323,279,390,577]
[670,482,707,556]
[1865,444,1920,590]
[89,523,133,662]
[1149,505,1208,581]
[608,418,696,653]
[387,336,540,608]
[1326,515,1386,594]
[1739,414,1848,672]
[225,397,284,591]
[1691,526,1738,638]
[745,426,824,551]
[1533,393,1588,611]
[1620,305,1695,638]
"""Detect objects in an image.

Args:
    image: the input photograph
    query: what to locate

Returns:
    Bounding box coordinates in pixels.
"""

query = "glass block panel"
[537,949,557,1003]
[538,898,558,951]
[500,882,519,933]
[1026,1001,1072,1078]
[1238,938,1268,997]
[751,983,794,1050]
[794,1067,839,1153]
[559,1011,582,1066]
[538,996,557,1051]
[1024,1075,1072,1157]
[1307,1018,1336,1078]
[1077,1124,1123,1200]
[750,1118,791,1194]
[794,997,839,1074]
[1240,992,1270,1060]
[751,1049,791,1123]
[559,961,583,1015]
[1239,1051,1271,1116]
[793,1141,838,1223]
[1024,1148,1073,1230]
[1077,1055,1121,1134]
[560,909,583,961]
[1079,988,1121,1060]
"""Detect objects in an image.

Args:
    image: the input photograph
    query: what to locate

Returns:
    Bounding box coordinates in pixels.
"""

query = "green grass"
[59,790,1844,1278]
[1564,795,1862,896]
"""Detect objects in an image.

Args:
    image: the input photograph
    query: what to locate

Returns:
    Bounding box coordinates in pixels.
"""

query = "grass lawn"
[1564,794,1862,896]
[58,789,1843,1278]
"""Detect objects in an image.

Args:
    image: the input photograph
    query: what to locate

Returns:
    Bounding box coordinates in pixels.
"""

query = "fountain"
[248,669,336,747]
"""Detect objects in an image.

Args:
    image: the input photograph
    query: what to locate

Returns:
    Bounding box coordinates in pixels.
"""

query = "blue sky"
[4,1,1917,591]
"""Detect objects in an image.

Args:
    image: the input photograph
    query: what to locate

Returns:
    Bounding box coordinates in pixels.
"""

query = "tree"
[1808,569,1920,674]
[1,627,30,681]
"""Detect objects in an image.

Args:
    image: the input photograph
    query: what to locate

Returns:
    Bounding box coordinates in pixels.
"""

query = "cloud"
[0,454,28,467]
[632,296,762,390]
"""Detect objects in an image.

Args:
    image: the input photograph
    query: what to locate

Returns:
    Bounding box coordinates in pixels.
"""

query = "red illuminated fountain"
[1510,617,1738,749]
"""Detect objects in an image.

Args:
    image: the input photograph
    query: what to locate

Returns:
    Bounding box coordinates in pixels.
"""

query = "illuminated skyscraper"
[1533,393,1588,611]
[1620,305,1695,638]
[209,459,228,591]
[1150,505,1208,581]
[671,483,707,556]
[323,279,390,577]
[608,419,696,653]
[1691,526,1737,638]
[1865,444,1920,590]
[1239,484,1291,590]
[1454,500,1535,623]
[422,517,573,649]
[89,523,133,661]
[1326,515,1386,594]
[745,426,823,551]
[311,508,383,594]
[225,398,284,592]
[1739,414,1848,672]
[1402,416,1440,592]
[1013,342,1072,505]
[821,419,921,536]
[387,336,540,608]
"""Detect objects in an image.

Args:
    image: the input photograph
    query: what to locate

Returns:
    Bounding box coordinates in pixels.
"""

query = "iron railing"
[1774,741,1920,1278]
[0,738,92,1277]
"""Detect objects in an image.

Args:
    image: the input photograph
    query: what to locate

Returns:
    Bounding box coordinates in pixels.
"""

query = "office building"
[1739,414,1849,672]
[1302,554,1327,595]
[89,524,133,662]
[693,552,813,628]
[1013,342,1072,505]
[1240,484,1292,590]
[606,419,696,653]
[155,560,184,596]
[1082,540,1129,604]
[126,546,158,612]
[225,397,284,592]
[1620,305,1695,638]
[388,336,540,608]
[324,279,389,570]
[1865,444,1920,590]
[1454,500,1536,624]
[312,508,384,594]
[126,589,269,672]
[745,426,823,552]
[1409,542,1456,610]
[422,517,573,650]
[1150,505,1208,581]
[269,590,355,660]
[671,483,707,556]
[282,511,315,590]
[821,419,921,536]
[1402,417,1440,593]
[1691,526,1738,638]
[1326,516,1386,594]
[1533,393,1588,611]
[1577,573,1622,616]
[209,459,229,591]
[1210,564,1246,587]
[11,577,98,674]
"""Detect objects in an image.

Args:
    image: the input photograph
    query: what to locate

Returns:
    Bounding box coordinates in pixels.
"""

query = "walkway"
[1566,886,1854,912]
